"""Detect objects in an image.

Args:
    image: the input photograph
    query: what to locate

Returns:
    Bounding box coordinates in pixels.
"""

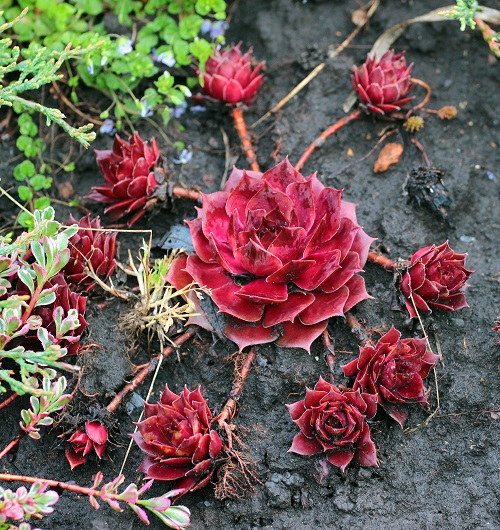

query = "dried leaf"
[374,143,404,173]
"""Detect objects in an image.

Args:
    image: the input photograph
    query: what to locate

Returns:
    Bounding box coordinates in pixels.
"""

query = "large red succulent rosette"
[167,158,374,351]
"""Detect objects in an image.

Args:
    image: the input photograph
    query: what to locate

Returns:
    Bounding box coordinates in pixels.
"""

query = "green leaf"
[34,197,51,209]
[18,268,35,295]
[18,185,33,201]
[34,290,56,307]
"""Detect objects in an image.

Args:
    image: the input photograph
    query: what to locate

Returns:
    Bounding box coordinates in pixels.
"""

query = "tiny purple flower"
[172,100,188,119]
[100,119,116,136]
[173,149,193,165]
[117,38,133,55]
[139,100,154,118]
[200,19,228,40]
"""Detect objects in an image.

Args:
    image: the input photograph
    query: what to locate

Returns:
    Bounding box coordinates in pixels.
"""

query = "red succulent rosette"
[197,42,264,104]
[342,326,440,427]
[65,420,108,469]
[493,317,500,344]
[166,158,374,351]
[86,132,160,226]
[400,241,473,319]
[352,49,414,115]
[64,214,117,293]
[132,385,224,493]
[287,377,378,472]
[15,272,88,356]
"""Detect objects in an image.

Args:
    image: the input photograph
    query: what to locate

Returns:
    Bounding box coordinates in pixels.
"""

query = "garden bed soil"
[1,1,499,529]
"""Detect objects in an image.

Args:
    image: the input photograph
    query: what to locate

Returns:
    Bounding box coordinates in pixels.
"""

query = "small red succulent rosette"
[166,158,374,352]
[287,377,378,472]
[342,326,440,427]
[352,49,414,115]
[197,42,264,104]
[65,420,108,469]
[400,241,473,319]
[64,214,117,293]
[132,385,223,494]
[86,132,160,226]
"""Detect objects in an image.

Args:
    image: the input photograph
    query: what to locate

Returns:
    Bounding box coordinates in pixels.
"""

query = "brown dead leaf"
[56,181,75,201]
[374,143,404,173]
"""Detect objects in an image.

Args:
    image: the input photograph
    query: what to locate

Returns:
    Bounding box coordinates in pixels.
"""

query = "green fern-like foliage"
[441,0,480,30]
[0,8,97,148]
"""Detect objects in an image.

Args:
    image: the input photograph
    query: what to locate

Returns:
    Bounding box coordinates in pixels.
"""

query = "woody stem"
[214,348,256,449]
[106,326,199,414]
[0,437,21,460]
[0,392,18,411]
[321,330,335,384]
[231,106,260,172]
[171,185,201,202]
[345,312,371,347]
[295,109,362,172]
[367,250,398,271]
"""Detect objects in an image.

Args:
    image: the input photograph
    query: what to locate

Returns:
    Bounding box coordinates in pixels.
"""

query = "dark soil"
[1,1,499,529]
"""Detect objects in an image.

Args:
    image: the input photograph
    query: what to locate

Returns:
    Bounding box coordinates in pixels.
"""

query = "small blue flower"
[100,119,116,136]
[173,149,193,165]
[190,105,207,113]
[117,38,133,55]
[172,100,188,119]
[200,19,228,40]
[139,100,154,118]
[87,62,95,75]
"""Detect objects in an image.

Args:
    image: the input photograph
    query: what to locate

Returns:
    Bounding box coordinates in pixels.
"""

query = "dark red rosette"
[65,420,108,469]
[342,326,440,427]
[64,214,117,293]
[352,49,414,115]
[86,132,160,226]
[287,377,378,472]
[166,158,374,351]
[197,42,264,104]
[400,241,473,319]
[132,385,223,493]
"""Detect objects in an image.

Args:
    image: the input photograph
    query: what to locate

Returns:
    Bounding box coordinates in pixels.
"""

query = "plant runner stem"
[295,109,362,172]
[106,326,199,414]
[171,185,201,202]
[0,437,20,460]
[367,250,398,271]
[345,312,371,347]
[0,392,18,411]
[231,106,260,172]
[321,330,335,384]
[214,348,256,449]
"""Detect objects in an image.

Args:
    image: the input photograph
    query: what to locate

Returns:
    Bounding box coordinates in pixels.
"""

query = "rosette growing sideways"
[132,385,223,493]
[65,420,108,469]
[86,132,160,226]
[400,241,473,318]
[167,158,374,351]
[197,42,264,104]
[64,214,117,293]
[287,377,378,472]
[342,327,440,427]
[352,50,414,115]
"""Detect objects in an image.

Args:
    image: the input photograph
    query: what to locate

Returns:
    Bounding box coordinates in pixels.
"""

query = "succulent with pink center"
[400,241,473,318]
[342,326,440,427]
[287,376,378,472]
[65,420,108,469]
[64,214,117,293]
[86,132,160,226]
[166,158,374,351]
[132,385,223,493]
[197,42,264,104]
[352,49,414,115]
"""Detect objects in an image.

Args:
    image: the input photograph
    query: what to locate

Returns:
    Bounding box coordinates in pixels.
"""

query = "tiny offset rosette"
[65,420,108,469]
[86,132,160,226]
[166,158,374,352]
[132,385,223,494]
[287,377,378,472]
[197,42,264,104]
[352,50,414,115]
[400,241,473,318]
[342,327,440,427]
[64,214,117,293]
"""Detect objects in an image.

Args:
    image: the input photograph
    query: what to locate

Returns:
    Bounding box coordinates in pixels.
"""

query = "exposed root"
[231,106,260,171]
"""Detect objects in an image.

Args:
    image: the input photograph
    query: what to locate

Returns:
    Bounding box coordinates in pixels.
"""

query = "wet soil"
[1,1,499,529]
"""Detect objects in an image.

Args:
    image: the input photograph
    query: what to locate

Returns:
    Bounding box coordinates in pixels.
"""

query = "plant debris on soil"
[1,1,499,529]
